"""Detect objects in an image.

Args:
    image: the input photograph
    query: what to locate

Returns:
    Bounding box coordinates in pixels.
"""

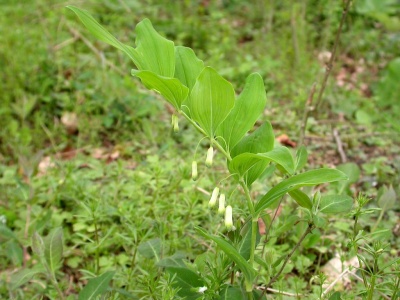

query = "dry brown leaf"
[276,134,297,147]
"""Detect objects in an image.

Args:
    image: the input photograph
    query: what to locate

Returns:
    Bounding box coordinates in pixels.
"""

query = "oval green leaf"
[186,67,235,137]
[78,271,115,300]
[217,73,267,152]
[319,194,353,214]
[131,70,189,110]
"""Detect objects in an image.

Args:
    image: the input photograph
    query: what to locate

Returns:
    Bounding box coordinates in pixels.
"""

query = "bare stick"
[298,82,317,145]
[332,127,347,163]
[321,268,349,298]
[259,223,314,299]
[299,0,351,144]
[314,0,352,111]
[256,286,302,297]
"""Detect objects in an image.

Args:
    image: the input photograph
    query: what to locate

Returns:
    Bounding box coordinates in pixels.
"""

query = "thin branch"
[332,127,347,163]
[321,268,349,298]
[299,82,317,145]
[256,286,302,297]
[260,223,314,298]
[314,0,352,112]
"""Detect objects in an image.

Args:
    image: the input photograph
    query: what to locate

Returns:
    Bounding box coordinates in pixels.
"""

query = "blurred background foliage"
[0,0,400,298]
[0,0,399,162]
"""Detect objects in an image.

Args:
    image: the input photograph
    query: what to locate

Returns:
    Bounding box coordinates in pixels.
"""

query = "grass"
[1,0,399,299]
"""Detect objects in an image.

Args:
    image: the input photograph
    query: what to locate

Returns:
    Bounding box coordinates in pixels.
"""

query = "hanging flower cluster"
[190,144,235,231]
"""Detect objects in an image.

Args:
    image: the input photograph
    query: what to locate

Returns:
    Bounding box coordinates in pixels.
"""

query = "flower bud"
[171,114,175,126]
[173,115,179,132]
[205,146,213,167]
[218,194,226,215]
[191,161,198,181]
[225,205,234,231]
[208,187,219,208]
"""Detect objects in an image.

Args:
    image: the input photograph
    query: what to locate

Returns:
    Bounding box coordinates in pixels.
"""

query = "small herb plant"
[67,6,352,299]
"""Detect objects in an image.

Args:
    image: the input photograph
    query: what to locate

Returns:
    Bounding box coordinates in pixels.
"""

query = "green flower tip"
[191,161,198,181]
[218,194,226,215]
[205,146,213,167]
[208,187,219,208]
[171,114,179,132]
[225,205,235,231]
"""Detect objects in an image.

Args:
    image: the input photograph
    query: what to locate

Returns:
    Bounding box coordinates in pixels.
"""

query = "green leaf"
[166,267,205,300]
[66,6,141,67]
[138,238,162,261]
[319,195,353,214]
[217,73,267,151]
[78,271,115,300]
[44,227,63,274]
[186,67,235,137]
[10,267,44,290]
[288,189,312,210]
[174,46,204,90]
[295,146,308,171]
[131,70,189,110]
[377,185,396,211]
[134,19,175,77]
[238,222,260,260]
[229,122,275,186]
[231,122,274,157]
[219,286,245,300]
[195,226,255,283]
[157,252,187,268]
[0,224,16,240]
[67,7,175,77]
[256,146,295,175]
[31,231,45,258]
[5,240,23,266]
[255,169,348,215]
[328,291,342,300]
[229,146,295,179]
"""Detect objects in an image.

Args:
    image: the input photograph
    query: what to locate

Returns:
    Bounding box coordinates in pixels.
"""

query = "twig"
[321,268,349,298]
[196,186,210,196]
[332,127,347,163]
[256,286,302,297]
[314,0,352,112]
[53,36,79,51]
[300,0,351,144]
[259,223,314,299]
[298,82,317,145]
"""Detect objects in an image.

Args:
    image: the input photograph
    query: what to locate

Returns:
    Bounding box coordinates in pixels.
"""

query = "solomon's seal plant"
[68,6,351,299]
